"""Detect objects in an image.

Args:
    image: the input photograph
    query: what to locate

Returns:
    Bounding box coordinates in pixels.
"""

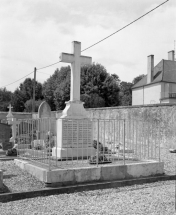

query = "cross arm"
[80,56,92,65]
[59,53,74,63]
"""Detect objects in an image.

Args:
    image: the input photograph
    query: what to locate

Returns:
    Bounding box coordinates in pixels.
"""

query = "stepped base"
[52,147,96,159]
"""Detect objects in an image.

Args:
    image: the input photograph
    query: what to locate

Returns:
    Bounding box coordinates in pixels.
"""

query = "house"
[132,50,176,105]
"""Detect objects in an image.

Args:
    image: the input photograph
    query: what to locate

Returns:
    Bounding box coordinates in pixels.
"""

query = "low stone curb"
[0,174,175,203]
[0,156,17,161]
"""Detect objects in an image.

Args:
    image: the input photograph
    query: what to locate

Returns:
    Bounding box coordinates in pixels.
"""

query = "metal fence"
[15,118,162,170]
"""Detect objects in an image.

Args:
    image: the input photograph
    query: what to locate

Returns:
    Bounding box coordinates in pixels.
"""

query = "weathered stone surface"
[0,170,3,188]
[38,101,51,119]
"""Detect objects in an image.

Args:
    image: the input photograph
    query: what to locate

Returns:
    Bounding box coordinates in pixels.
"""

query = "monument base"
[61,100,88,119]
[52,147,96,159]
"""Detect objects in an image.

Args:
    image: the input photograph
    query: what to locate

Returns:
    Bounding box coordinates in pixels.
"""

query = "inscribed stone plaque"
[62,119,92,147]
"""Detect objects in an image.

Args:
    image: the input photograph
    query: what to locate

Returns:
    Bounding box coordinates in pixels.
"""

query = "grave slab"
[14,159,164,186]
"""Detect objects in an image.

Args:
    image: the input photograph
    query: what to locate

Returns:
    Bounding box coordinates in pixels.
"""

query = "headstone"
[6,104,19,144]
[38,101,51,118]
[0,123,13,150]
[38,101,53,141]
[52,41,95,158]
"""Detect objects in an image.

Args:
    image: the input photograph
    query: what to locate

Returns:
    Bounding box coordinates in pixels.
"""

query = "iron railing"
[15,118,162,170]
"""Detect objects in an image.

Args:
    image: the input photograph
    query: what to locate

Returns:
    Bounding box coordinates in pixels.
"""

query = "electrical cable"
[1,0,169,88]
[81,0,169,52]
[37,61,61,70]
[36,0,169,69]
[0,71,33,89]
[37,71,51,75]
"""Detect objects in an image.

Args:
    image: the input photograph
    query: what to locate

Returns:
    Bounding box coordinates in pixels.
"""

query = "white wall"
[143,83,161,104]
[132,88,144,105]
[132,83,162,105]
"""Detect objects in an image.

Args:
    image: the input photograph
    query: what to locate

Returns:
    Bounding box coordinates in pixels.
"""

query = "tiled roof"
[132,60,176,89]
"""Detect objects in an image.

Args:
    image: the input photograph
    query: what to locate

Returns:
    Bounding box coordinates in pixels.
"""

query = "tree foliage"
[11,78,43,112]
[119,82,133,106]
[0,88,13,111]
[43,63,120,110]
[24,99,43,112]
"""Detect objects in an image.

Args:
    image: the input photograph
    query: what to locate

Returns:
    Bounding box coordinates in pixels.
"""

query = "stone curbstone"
[0,174,175,203]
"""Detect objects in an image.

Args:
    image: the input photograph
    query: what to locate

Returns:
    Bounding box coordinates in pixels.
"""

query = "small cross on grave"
[7,104,13,119]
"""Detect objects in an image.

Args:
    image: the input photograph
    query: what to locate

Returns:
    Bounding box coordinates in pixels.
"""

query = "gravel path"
[0,180,176,214]
[0,160,45,193]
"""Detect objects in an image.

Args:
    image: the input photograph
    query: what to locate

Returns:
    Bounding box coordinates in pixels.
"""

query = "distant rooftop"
[132,60,176,89]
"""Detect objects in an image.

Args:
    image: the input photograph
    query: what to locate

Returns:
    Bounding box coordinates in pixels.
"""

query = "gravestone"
[52,41,95,158]
[0,123,12,150]
[38,101,52,140]
[38,101,51,118]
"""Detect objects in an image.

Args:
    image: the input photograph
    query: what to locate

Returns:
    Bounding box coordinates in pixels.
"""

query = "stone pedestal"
[52,101,95,159]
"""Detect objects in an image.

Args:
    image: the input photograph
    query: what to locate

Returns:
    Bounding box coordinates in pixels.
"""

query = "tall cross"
[60,41,92,101]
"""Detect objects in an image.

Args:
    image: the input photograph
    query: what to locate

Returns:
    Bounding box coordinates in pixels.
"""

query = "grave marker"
[38,101,51,118]
[52,41,95,158]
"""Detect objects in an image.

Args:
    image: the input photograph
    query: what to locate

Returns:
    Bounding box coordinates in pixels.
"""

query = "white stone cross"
[7,104,13,112]
[60,41,92,101]
[7,104,13,118]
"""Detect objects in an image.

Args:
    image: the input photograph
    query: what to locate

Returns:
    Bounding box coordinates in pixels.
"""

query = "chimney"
[168,50,175,61]
[147,55,154,84]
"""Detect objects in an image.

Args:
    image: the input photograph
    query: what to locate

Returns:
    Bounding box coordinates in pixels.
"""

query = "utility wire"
[36,0,169,69]
[81,0,169,52]
[1,0,169,88]
[37,71,51,75]
[0,71,33,88]
[37,61,61,70]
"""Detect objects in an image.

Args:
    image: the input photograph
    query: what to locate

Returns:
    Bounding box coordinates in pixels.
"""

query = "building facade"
[132,50,176,105]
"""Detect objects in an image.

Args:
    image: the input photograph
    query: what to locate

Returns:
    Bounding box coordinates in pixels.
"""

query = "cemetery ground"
[0,146,176,214]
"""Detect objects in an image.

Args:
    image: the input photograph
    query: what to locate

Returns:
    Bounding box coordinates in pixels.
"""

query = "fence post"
[123,119,126,165]
[48,118,51,171]
[97,119,99,167]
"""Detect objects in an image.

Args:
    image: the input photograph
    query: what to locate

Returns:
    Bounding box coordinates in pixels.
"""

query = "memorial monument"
[52,41,95,158]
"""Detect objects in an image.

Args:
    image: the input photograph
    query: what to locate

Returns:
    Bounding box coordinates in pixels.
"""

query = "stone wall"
[0,112,32,122]
[86,103,176,148]
[86,103,176,122]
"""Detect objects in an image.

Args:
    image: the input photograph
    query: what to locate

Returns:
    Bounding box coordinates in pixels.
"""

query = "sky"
[0,0,175,92]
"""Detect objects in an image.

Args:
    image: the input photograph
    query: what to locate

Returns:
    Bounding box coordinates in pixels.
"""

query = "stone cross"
[7,104,13,119]
[59,41,92,101]
[7,104,13,111]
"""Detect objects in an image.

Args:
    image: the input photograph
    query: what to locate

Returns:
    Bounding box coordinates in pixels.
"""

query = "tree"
[119,82,133,106]
[132,74,145,85]
[11,78,43,112]
[11,89,26,112]
[24,99,43,112]
[0,88,13,111]
[43,67,71,110]
[80,64,120,107]
[42,63,120,110]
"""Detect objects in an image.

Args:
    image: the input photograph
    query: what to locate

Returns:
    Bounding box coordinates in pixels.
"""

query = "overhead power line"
[37,71,51,75]
[0,71,33,89]
[81,0,169,52]
[36,0,169,69]
[37,61,61,70]
[1,0,169,89]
